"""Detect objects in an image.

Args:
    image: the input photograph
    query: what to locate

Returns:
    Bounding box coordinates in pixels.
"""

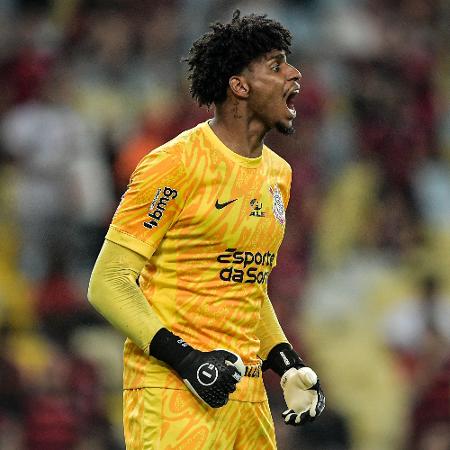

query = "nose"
[288,64,302,82]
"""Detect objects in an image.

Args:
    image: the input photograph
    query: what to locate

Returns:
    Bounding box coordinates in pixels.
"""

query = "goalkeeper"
[88,10,324,449]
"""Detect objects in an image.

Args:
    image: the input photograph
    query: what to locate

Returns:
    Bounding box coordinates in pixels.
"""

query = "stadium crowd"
[0,0,449,449]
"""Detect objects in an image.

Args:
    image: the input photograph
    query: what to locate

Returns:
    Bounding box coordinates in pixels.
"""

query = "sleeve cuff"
[106,226,156,259]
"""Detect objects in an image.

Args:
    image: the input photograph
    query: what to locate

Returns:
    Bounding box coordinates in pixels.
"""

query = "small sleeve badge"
[269,184,286,225]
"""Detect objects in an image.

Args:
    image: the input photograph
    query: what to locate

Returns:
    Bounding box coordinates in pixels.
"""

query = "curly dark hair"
[185,10,292,107]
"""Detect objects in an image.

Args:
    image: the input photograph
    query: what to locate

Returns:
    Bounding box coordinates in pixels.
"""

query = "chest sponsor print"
[217,247,276,284]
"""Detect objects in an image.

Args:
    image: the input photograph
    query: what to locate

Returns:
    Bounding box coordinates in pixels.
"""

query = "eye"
[271,64,280,72]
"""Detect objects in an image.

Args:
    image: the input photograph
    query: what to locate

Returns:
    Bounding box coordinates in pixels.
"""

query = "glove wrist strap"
[149,328,193,371]
[264,343,305,377]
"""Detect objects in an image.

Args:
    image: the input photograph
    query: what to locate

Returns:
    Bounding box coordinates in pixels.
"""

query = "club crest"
[269,184,285,225]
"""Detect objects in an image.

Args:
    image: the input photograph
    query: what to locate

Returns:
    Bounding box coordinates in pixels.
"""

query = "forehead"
[263,49,286,61]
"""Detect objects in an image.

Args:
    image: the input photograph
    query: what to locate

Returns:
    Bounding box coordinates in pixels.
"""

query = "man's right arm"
[87,238,164,354]
[87,239,245,407]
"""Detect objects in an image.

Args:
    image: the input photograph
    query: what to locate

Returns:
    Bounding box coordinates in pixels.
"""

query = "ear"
[229,75,250,99]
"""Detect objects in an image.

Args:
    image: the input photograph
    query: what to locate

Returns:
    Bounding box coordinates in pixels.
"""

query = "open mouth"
[285,89,299,119]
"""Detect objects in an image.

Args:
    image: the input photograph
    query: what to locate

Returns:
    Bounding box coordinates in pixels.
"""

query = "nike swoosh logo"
[215,198,238,209]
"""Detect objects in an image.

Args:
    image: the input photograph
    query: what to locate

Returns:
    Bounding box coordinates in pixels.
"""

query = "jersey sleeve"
[106,146,188,258]
[256,292,289,360]
[283,162,293,209]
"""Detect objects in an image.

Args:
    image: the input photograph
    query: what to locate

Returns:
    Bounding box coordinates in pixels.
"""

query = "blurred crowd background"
[0,0,449,449]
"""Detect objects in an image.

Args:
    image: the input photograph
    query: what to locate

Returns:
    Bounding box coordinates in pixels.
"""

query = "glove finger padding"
[282,409,314,425]
[217,349,246,379]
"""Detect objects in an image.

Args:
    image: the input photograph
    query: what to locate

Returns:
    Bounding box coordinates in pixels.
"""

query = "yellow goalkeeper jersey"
[106,121,292,402]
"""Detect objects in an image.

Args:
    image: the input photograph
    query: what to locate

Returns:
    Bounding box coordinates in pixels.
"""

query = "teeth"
[286,89,299,99]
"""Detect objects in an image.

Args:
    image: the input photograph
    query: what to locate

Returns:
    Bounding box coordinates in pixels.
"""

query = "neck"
[209,102,268,158]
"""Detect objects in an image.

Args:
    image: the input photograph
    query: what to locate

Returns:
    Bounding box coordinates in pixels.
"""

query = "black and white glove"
[264,343,325,425]
[150,328,245,408]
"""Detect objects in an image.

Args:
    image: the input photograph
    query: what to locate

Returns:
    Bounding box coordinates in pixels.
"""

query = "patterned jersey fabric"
[106,121,292,401]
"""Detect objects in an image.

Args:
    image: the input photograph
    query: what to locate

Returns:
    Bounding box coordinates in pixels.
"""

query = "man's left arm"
[256,294,326,426]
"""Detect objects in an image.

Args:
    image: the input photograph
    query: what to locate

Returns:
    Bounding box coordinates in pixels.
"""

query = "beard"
[275,122,295,135]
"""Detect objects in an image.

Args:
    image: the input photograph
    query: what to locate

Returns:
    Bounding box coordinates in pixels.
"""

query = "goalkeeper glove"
[264,343,325,425]
[150,328,245,408]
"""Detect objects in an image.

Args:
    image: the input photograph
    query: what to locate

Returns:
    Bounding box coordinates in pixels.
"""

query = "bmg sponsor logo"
[217,248,275,284]
[143,186,178,229]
